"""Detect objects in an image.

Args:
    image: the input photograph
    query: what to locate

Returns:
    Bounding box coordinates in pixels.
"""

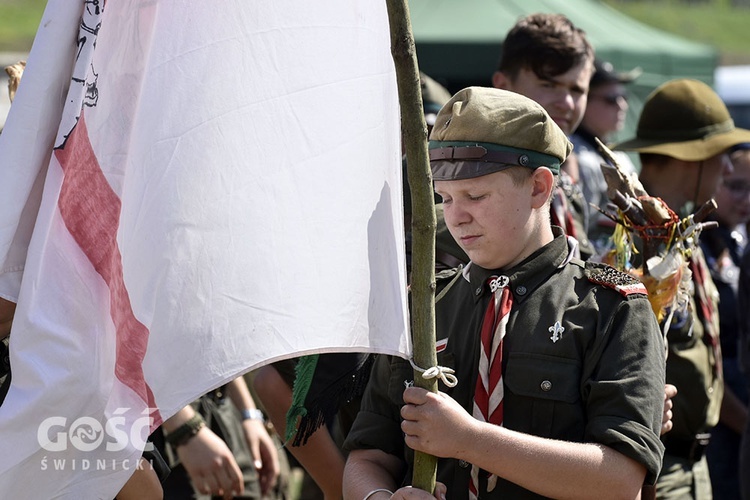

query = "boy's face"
[494,61,592,135]
[435,170,540,270]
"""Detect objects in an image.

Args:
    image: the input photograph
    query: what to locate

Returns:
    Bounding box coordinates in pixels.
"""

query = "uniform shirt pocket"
[504,352,583,439]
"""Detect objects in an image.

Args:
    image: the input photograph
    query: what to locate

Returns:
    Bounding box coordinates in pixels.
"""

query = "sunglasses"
[590,93,628,106]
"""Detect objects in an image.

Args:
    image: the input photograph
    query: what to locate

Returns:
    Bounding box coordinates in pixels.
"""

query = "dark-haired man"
[492,13,595,260]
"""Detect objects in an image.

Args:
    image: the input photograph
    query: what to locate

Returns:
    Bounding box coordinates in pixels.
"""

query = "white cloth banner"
[0,0,409,496]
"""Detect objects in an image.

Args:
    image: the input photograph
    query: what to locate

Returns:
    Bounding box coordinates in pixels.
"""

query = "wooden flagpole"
[384,0,438,493]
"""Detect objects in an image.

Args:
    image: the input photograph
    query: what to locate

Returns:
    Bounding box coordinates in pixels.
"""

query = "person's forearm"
[287,425,345,499]
[254,365,345,499]
[459,422,645,500]
[343,449,403,500]
[161,406,197,433]
[225,376,259,413]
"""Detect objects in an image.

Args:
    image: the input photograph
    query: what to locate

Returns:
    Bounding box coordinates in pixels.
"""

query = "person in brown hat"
[343,87,666,499]
[615,78,750,500]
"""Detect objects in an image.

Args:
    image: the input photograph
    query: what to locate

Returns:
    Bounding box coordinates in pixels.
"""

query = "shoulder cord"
[434,264,464,303]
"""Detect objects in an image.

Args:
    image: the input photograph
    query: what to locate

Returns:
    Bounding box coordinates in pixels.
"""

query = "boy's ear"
[530,167,555,209]
[492,71,509,90]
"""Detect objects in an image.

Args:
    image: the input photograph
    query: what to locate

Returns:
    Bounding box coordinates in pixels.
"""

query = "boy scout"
[342,87,666,499]
[491,13,595,259]
[615,78,750,500]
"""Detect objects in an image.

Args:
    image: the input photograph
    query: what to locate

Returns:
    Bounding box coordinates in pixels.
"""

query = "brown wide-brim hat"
[428,87,572,181]
[615,78,750,161]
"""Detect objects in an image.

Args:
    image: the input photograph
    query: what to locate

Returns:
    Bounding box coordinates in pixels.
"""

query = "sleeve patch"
[585,263,648,297]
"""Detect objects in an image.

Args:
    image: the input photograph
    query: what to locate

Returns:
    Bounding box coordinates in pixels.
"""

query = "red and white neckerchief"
[469,275,512,499]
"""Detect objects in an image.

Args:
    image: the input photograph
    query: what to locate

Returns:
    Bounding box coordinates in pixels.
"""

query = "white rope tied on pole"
[409,358,458,387]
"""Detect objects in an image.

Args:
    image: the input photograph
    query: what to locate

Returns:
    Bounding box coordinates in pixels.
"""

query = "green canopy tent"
[409,0,718,141]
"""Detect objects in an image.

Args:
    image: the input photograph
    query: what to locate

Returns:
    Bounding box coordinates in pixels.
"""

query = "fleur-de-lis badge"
[549,321,565,343]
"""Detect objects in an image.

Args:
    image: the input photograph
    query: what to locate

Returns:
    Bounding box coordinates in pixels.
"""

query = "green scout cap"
[428,87,572,180]
[615,78,750,161]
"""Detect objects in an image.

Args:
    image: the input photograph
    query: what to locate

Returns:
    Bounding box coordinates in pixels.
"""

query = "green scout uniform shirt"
[345,233,666,499]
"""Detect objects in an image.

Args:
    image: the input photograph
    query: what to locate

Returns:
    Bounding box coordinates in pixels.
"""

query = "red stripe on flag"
[54,112,162,427]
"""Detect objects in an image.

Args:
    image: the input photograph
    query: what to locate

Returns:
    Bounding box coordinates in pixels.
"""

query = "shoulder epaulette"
[585,262,648,297]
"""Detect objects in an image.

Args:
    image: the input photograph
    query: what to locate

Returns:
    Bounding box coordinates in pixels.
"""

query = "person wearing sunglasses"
[699,144,750,500]
[570,60,641,252]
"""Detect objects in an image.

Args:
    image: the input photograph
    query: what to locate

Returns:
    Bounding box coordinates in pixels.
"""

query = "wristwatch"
[240,408,265,422]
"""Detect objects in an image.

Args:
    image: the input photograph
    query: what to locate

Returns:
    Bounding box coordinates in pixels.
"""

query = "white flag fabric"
[0,0,409,496]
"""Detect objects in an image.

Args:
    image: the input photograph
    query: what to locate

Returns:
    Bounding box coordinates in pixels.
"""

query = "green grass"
[0,0,47,52]
[601,0,750,64]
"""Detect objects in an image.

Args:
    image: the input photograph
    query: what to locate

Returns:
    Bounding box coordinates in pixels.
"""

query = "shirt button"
[515,286,527,295]
[475,287,482,296]
[541,380,552,392]
[458,459,469,468]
